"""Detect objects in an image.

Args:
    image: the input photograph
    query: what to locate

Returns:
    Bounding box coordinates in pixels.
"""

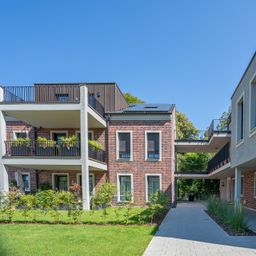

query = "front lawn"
[0,224,156,256]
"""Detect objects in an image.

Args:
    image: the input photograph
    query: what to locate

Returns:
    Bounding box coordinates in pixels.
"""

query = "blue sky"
[0,1,255,129]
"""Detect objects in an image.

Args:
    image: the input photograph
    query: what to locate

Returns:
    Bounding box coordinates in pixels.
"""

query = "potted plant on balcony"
[10,137,31,156]
[88,139,103,150]
[88,139,104,161]
[60,135,80,156]
[36,136,56,156]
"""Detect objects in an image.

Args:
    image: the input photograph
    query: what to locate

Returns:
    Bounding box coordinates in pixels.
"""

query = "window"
[55,93,69,102]
[250,81,256,131]
[75,131,93,141]
[51,131,68,145]
[241,175,244,197]
[13,131,28,139]
[21,173,31,192]
[146,174,161,202]
[237,96,244,143]
[117,132,132,160]
[53,174,69,191]
[145,132,161,160]
[118,174,132,202]
[77,174,95,196]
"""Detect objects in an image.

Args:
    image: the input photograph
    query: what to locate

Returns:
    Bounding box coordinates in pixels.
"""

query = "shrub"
[88,140,103,150]
[207,196,248,232]
[11,137,31,146]
[60,135,79,148]
[19,194,38,221]
[92,182,116,215]
[37,136,56,147]
[36,190,56,212]
[148,191,168,224]
[57,191,76,216]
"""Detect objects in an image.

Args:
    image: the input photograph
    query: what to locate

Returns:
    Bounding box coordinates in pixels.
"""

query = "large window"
[145,132,161,160]
[117,132,132,160]
[118,174,132,202]
[241,175,244,197]
[53,174,69,191]
[250,81,256,132]
[13,131,28,139]
[51,131,68,145]
[21,173,31,192]
[146,174,161,202]
[77,174,95,196]
[237,96,244,143]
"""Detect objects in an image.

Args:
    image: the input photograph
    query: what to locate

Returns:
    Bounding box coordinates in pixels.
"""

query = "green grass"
[0,207,151,225]
[0,224,156,256]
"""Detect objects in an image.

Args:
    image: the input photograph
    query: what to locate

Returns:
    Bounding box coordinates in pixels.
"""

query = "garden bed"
[0,207,167,226]
[207,197,256,236]
[206,210,256,236]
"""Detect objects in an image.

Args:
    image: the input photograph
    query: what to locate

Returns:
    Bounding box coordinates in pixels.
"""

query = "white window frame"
[249,73,256,137]
[13,130,29,139]
[50,130,68,140]
[236,93,245,146]
[52,173,70,191]
[116,131,133,161]
[75,130,94,140]
[145,131,162,161]
[117,173,133,203]
[21,172,31,192]
[145,174,162,202]
[241,175,244,197]
[254,172,256,199]
[76,173,95,195]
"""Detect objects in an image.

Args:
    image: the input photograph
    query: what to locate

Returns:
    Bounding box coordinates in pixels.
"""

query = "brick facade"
[241,170,256,209]
[107,120,174,206]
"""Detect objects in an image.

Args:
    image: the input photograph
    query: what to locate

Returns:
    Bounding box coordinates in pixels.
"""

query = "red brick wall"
[6,121,34,140]
[242,170,256,209]
[107,119,174,206]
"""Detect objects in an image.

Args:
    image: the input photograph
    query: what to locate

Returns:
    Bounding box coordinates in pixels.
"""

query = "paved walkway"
[144,202,256,256]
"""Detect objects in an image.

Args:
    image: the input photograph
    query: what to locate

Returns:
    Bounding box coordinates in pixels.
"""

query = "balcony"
[207,142,230,173]
[1,85,105,117]
[4,140,106,163]
[175,118,231,153]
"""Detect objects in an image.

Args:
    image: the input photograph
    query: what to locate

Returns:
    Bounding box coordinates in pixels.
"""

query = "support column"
[80,85,90,210]
[0,87,8,193]
[234,168,241,206]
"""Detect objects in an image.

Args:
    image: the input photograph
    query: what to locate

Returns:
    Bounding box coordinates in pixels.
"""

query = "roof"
[109,103,175,114]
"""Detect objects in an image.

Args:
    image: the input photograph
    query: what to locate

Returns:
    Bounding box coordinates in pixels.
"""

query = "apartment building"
[175,52,256,210]
[0,83,176,209]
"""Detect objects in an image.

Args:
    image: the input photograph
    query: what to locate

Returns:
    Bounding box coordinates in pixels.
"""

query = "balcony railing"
[4,140,106,163]
[1,85,105,116]
[88,145,106,163]
[207,142,230,173]
[175,118,231,142]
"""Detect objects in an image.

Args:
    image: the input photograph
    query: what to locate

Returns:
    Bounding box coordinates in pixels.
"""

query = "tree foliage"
[176,112,198,140]
[123,93,144,104]
[176,111,219,200]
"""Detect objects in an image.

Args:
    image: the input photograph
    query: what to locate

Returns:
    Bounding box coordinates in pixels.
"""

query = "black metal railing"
[5,140,106,163]
[207,119,231,140]
[88,145,106,163]
[1,85,105,116]
[88,94,105,116]
[207,142,230,173]
[5,140,81,157]
[175,118,231,142]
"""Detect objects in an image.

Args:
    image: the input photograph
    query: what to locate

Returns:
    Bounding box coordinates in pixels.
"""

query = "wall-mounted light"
[97,92,101,98]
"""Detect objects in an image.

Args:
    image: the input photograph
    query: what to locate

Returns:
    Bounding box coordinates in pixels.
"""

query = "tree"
[176,112,198,140]
[124,93,144,104]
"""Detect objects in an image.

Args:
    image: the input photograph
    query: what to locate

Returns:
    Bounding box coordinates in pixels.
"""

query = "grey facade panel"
[231,54,256,168]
